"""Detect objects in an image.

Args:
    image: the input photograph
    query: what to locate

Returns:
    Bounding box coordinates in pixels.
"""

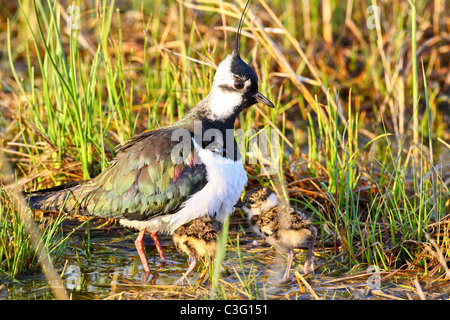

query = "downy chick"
[172,215,220,285]
[235,187,317,283]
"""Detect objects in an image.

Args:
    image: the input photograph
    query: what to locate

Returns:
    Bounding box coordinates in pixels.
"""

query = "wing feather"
[87,128,207,219]
[27,127,208,221]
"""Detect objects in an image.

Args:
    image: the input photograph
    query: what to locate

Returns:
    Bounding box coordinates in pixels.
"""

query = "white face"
[207,55,252,121]
[243,205,259,217]
[260,192,278,213]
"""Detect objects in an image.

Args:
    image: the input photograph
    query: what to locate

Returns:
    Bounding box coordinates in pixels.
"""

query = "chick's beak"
[234,201,244,208]
[254,91,275,108]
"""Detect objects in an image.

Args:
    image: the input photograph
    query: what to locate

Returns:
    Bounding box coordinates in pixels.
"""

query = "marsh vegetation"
[0,0,449,299]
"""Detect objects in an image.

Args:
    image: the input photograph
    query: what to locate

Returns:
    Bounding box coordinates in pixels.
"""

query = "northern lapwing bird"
[172,215,220,285]
[235,187,317,283]
[26,0,274,275]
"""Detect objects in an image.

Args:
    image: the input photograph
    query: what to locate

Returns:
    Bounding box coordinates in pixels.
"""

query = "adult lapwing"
[235,187,317,283]
[26,0,274,275]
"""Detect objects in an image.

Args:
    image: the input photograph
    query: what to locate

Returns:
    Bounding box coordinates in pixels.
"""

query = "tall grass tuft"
[0,159,69,298]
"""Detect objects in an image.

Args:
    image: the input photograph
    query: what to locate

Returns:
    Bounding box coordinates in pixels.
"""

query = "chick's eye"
[248,200,254,205]
[234,80,244,89]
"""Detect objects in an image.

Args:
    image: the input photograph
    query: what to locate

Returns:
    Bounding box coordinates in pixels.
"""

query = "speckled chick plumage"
[236,187,317,282]
[172,215,220,285]
[173,215,220,259]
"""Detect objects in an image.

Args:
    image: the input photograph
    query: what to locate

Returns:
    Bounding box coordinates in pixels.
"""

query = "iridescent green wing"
[81,128,207,219]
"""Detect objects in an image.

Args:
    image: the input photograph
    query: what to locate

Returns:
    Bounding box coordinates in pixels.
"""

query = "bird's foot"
[158,259,175,268]
[280,275,292,284]
[303,260,315,274]
[173,275,187,286]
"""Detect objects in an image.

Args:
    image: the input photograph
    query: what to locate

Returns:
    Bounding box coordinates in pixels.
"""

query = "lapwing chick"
[172,215,220,286]
[235,187,317,283]
[26,0,273,276]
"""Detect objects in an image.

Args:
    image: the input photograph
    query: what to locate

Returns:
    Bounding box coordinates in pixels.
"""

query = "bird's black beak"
[254,91,275,108]
[234,201,244,208]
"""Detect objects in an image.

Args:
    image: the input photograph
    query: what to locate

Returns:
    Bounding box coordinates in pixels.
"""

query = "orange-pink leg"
[149,231,167,262]
[135,229,150,273]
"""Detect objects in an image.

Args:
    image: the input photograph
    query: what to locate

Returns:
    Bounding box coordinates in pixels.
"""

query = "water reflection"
[3,220,449,300]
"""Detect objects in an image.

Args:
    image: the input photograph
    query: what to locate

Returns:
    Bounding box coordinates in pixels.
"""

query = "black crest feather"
[233,0,253,57]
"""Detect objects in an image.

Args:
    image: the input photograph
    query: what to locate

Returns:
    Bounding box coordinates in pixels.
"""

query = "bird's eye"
[234,80,244,89]
[248,200,254,205]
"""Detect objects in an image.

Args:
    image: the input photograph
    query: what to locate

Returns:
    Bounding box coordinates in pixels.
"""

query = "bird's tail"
[26,180,95,215]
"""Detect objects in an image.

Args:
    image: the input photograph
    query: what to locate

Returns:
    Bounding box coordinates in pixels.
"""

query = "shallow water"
[1,216,449,300]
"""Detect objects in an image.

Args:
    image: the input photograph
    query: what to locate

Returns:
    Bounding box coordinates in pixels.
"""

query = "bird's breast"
[165,138,248,232]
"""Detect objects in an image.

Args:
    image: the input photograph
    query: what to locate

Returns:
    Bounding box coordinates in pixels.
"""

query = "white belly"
[120,138,248,234]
